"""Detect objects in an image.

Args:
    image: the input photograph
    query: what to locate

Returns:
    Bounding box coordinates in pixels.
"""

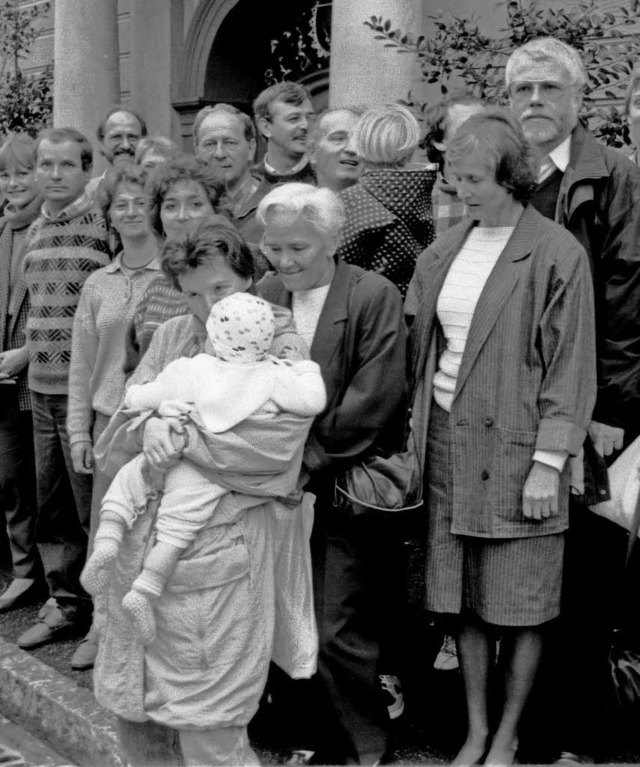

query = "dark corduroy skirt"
[425,401,563,627]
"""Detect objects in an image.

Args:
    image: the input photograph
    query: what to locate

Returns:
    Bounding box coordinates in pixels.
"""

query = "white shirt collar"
[549,135,572,172]
[539,135,572,182]
[263,155,309,177]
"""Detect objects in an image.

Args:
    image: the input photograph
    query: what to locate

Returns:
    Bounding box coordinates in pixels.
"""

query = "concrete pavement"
[0,637,122,767]
[0,713,72,766]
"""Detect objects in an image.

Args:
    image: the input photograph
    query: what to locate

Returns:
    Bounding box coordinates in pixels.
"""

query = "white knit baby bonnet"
[206,292,276,363]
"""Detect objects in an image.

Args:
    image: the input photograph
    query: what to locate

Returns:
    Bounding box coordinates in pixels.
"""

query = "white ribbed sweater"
[433,226,513,412]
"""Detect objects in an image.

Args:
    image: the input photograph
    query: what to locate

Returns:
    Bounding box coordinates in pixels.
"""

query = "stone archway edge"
[180,0,242,101]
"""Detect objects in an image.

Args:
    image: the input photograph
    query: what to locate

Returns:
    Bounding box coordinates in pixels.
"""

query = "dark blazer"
[408,205,597,538]
[259,259,407,473]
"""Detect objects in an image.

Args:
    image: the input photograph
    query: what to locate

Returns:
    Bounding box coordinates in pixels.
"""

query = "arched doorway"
[174,0,331,148]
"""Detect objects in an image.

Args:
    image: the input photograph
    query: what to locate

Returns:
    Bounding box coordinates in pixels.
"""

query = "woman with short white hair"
[336,103,436,297]
[258,182,408,766]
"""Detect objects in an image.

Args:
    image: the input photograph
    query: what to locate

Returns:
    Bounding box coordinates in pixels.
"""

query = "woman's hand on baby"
[522,462,560,521]
[143,417,184,470]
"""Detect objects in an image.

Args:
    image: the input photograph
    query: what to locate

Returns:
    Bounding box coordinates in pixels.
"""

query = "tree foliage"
[364,0,640,146]
[0,0,52,137]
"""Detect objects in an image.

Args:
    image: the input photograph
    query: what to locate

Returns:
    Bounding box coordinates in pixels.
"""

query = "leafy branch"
[0,0,52,136]
[364,0,640,146]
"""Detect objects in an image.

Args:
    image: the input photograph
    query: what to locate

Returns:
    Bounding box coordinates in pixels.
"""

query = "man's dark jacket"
[553,122,640,434]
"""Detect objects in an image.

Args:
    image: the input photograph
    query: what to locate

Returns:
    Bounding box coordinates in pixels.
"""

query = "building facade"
[23,0,633,172]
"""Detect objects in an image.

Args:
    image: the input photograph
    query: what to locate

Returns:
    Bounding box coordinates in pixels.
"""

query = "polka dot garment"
[336,166,437,298]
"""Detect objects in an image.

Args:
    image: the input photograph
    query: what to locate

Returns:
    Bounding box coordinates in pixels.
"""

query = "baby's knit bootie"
[122,589,157,644]
[81,540,119,596]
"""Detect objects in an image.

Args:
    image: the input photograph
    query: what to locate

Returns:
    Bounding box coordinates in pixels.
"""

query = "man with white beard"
[507,37,640,764]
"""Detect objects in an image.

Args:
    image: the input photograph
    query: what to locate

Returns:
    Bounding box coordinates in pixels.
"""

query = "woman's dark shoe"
[0,578,46,613]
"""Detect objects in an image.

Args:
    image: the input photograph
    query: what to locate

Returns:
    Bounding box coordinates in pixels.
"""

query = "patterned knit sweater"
[22,194,112,394]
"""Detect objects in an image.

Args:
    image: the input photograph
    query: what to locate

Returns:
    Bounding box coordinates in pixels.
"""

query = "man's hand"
[523,461,560,521]
[142,417,184,471]
[71,442,94,475]
[588,420,624,457]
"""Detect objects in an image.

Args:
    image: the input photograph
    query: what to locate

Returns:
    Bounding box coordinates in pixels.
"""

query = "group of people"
[1,33,640,767]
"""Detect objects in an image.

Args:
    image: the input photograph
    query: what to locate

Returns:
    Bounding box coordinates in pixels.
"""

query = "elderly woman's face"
[0,162,37,208]
[109,181,152,240]
[449,150,514,227]
[160,179,215,240]
[262,213,337,292]
[177,255,252,325]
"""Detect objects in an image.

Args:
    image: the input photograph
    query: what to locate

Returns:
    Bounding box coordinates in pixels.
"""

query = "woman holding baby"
[90,178,406,765]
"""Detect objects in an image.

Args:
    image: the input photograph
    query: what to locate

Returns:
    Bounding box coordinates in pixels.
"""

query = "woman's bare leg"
[485,626,544,766]
[452,613,494,766]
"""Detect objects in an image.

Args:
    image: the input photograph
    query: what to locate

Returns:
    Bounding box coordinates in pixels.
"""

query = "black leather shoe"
[0,578,46,613]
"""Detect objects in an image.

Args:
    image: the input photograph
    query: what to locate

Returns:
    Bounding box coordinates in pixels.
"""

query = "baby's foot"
[80,540,119,595]
[122,589,157,644]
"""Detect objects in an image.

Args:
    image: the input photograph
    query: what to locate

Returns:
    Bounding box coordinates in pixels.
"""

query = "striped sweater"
[22,194,112,394]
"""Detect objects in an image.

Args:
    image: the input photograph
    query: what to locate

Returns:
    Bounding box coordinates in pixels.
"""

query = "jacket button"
[481,470,490,480]
[457,419,468,426]
[485,417,494,426]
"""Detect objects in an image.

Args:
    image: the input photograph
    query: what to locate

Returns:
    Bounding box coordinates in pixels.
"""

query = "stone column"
[329,0,423,108]
[130,0,179,139]
[53,0,120,148]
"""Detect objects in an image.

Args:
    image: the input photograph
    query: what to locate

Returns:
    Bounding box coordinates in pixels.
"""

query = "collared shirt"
[538,135,572,183]
[263,155,310,178]
[105,251,161,276]
[41,191,93,222]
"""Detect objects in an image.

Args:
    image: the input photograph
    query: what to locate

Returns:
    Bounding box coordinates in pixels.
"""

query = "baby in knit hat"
[82,292,326,642]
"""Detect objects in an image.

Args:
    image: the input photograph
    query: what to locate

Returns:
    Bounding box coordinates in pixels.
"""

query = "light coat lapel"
[453,206,540,401]
[409,219,476,384]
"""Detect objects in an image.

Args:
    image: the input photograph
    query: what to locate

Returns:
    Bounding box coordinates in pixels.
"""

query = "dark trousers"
[31,391,92,614]
[0,388,41,579]
[529,500,627,760]
[273,496,407,765]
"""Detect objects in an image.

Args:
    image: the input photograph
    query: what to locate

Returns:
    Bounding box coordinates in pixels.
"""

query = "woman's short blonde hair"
[256,182,345,237]
[352,104,421,167]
